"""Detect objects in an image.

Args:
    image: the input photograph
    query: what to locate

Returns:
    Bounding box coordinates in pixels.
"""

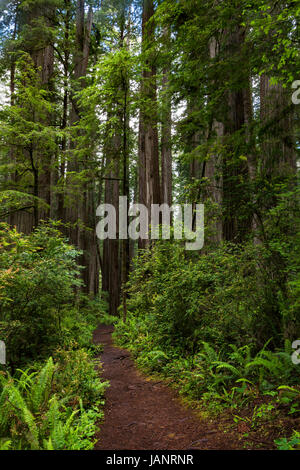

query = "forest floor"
[93,324,254,450]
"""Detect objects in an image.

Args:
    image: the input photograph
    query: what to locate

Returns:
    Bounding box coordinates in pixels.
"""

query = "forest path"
[93,324,237,450]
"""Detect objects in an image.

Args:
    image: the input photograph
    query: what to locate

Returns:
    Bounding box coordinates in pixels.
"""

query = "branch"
[0,205,34,219]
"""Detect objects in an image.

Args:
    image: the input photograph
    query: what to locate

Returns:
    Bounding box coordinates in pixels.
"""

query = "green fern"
[43,437,54,450]
[29,357,56,413]
[213,361,241,377]
[0,439,12,450]
[0,378,40,449]
[198,342,219,364]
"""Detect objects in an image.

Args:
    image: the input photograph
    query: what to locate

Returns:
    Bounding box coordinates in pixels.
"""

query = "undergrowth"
[114,232,300,449]
[0,354,108,450]
[0,223,109,450]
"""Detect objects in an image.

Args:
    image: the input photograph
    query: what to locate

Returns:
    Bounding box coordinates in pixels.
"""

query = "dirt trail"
[93,325,238,450]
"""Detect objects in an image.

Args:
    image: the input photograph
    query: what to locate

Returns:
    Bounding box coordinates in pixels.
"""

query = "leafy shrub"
[0,223,107,370]
[0,223,109,450]
[53,348,108,408]
[0,223,82,369]
[119,239,300,356]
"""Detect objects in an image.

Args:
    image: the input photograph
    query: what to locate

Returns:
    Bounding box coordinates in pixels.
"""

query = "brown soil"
[93,325,240,450]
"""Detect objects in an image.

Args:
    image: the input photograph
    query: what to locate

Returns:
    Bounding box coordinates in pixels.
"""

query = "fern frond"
[29,357,56,413]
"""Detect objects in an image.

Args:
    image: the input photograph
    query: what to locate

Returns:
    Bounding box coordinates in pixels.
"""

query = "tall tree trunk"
[201,37,224,243]
[102,127,121,315]
[260,75,297,181]
[222,26,251,243]
[67,1,92,246]
[65,1,98,294]
[161,27,172,208]
[30,4,55,223]
[121,66,130,321]
[58,0,71,224]
[8,4,18,228]
[15,0,54,230]
[138,0,160,249]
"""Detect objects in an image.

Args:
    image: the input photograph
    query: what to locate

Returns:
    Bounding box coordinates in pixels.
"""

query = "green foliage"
[0,190,48,220]
[0,225,109,451]
[114,203,300,419]
[0,223,108,370]
[115,311,300,408]
[53,348,108,409]
[0,223,83,368]
[0,354,108,450]
[275,431,300,451]
[117,217,300,355]
[0,439,12,450]
[99,313,119,326]
[0,52,60,208]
